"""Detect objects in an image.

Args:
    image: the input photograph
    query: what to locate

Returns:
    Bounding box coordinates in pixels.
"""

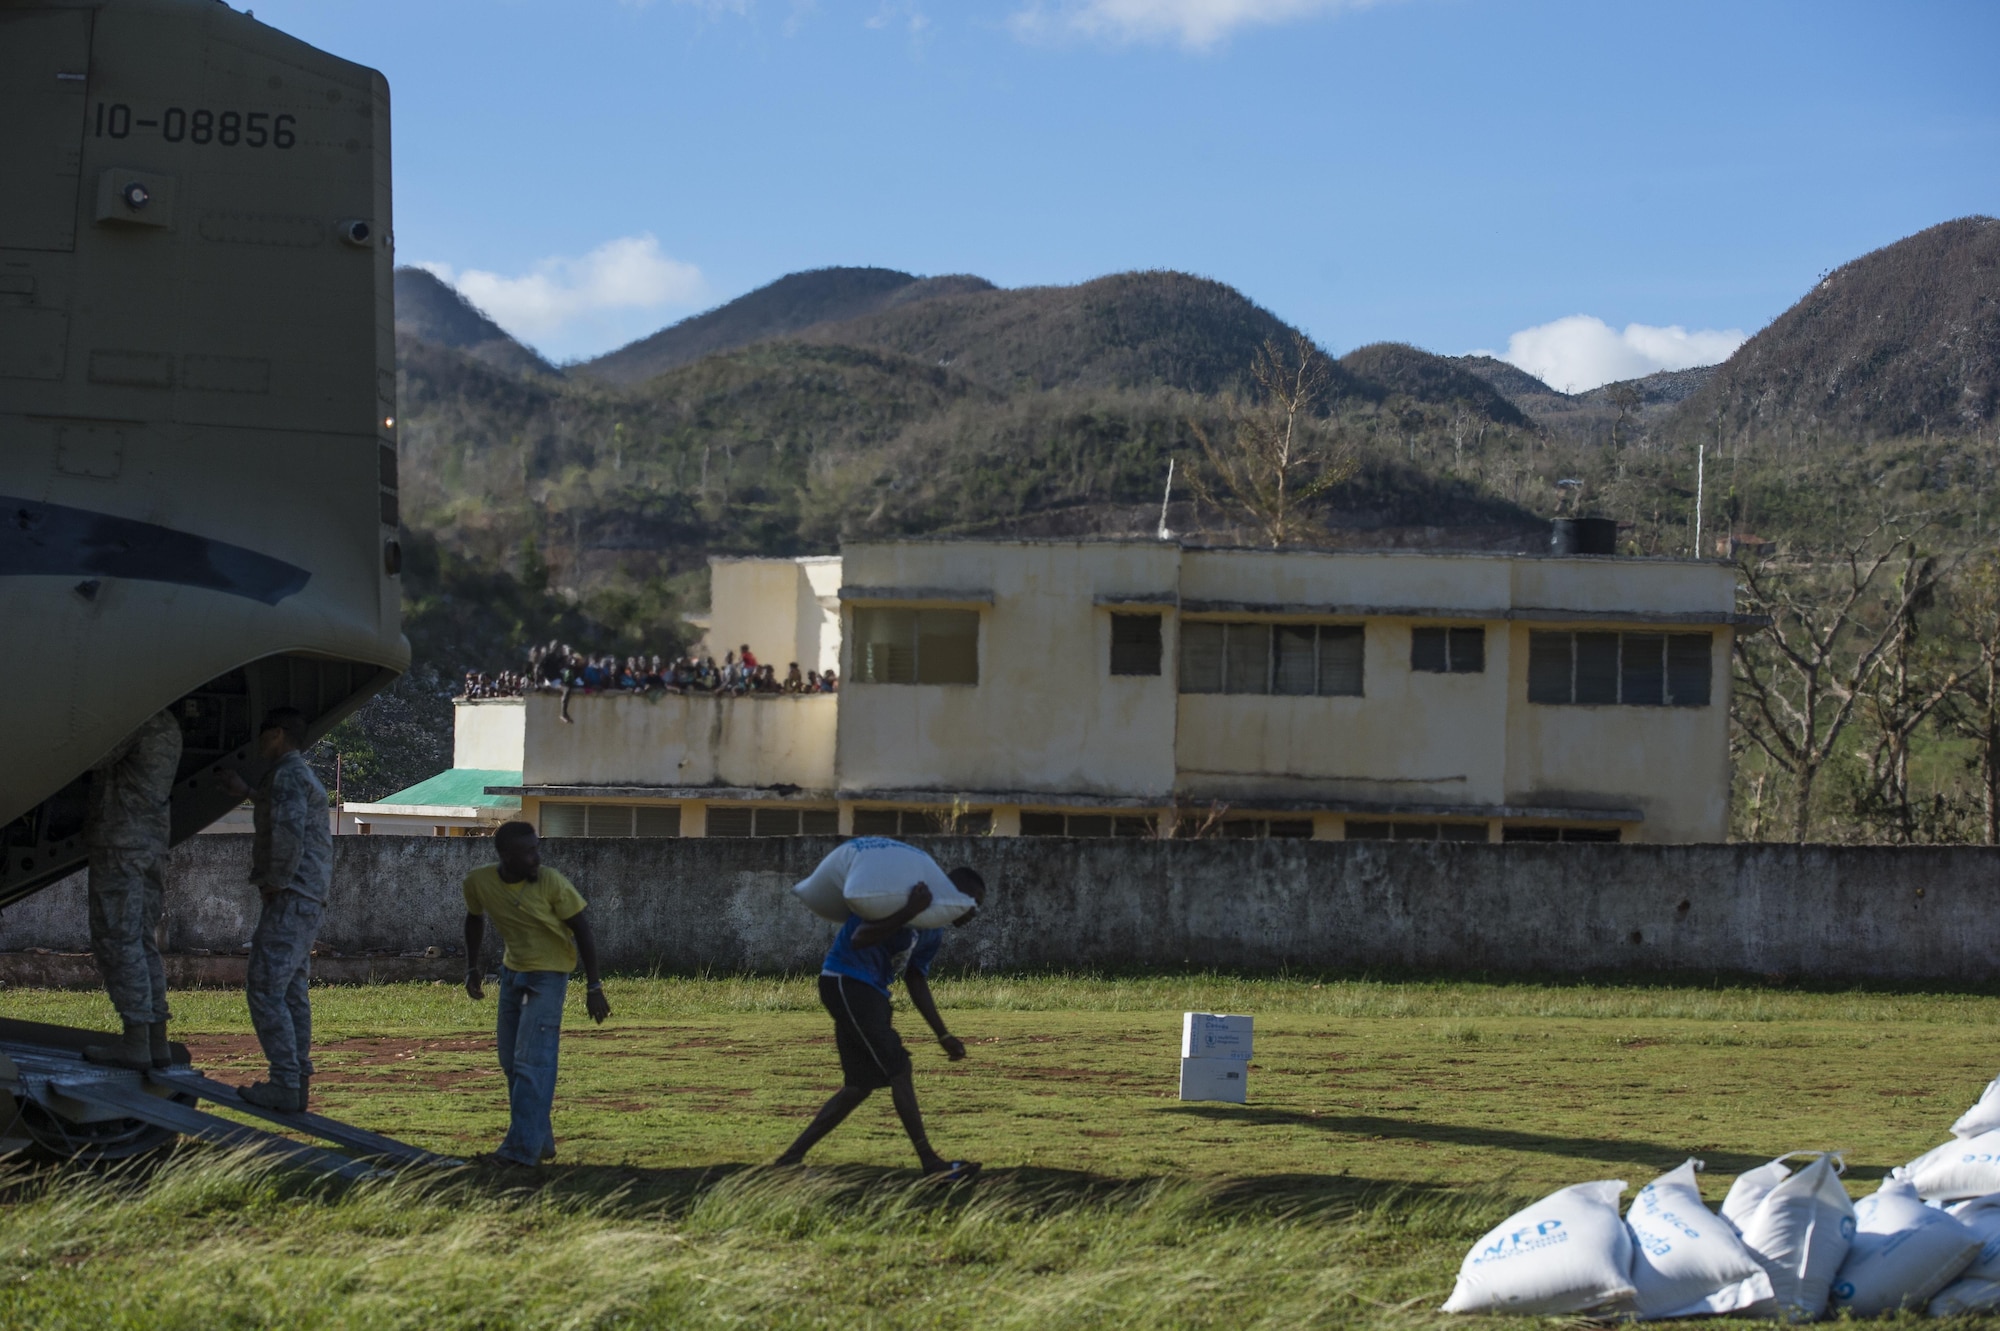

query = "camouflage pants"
[246,890,323,1088]
[87,847,168,1025]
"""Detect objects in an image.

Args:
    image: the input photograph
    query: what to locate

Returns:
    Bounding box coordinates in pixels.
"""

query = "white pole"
[1157,458,1175,540]
[1694,443,1705,557]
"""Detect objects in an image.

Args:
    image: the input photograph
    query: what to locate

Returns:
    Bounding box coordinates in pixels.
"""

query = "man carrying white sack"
[777,838,985,1181]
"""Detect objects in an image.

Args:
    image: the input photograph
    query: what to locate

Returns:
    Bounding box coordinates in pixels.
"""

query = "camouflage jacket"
[86,709,183,852]
[250,751,333,902]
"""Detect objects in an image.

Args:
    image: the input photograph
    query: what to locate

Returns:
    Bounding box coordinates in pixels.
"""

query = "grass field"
[3,973,1999,1328]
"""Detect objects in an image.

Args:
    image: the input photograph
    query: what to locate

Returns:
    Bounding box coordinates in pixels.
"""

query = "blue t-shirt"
[821,915,945,996]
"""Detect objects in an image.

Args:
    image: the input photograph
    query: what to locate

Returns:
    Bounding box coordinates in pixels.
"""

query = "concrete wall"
[6,838,1998,983]
[837,542,1184,797]
[521,691,838,790]
[454,699,525,770]
[706,557,842,678]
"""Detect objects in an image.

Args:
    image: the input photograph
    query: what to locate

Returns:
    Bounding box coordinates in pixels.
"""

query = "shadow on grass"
[1157,1103,1825,1177]
[437,1157,1474,1225]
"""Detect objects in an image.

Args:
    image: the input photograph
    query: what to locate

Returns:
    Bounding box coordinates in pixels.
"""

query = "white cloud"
[421,234,706,356]
[1478,315,1746,394]
[1010,0,1385,50]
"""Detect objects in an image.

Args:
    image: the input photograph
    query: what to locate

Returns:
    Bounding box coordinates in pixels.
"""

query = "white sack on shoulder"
[1828,1175,1979,1317]
[1441,1180,1634,1316]
[1625,1159,1773,1320]
[1728,1152,1856,1322]
[790,838,976,928]
[1953,1074,2000,1139]
[1900,1129,2000,1203]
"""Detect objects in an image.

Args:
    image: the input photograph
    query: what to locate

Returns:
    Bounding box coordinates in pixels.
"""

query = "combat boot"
[148,1021,171,1070]
[83,1020,153,1070]
[240,1081,304,1113]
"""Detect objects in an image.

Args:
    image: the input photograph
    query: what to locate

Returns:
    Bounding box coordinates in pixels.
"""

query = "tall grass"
[0,1149,1499,1330]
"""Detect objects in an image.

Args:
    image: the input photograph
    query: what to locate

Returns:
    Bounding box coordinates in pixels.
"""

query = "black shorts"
[819,973,911,1091]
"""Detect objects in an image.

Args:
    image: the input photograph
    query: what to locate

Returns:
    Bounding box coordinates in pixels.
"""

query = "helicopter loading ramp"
[0,1017,460,1178]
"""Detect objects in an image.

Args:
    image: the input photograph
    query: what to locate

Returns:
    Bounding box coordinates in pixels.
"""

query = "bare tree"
[1184,335,1356,547]
[1940,553,2000,842]
[1731,518,1957,842]
[1849,545,1964,841]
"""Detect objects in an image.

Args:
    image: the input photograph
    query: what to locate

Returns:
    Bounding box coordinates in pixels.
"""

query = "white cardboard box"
[1179,1056,1248,1104]
[1182,1012,1252,1061]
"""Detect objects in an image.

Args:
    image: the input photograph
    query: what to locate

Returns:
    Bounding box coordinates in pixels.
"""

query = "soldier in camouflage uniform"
[222,707,332,1113]
[83,708,184,1070]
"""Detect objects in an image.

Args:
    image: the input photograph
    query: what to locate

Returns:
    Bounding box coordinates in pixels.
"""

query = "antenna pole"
[1694,443,1705,557]
[1157,458,1175,540]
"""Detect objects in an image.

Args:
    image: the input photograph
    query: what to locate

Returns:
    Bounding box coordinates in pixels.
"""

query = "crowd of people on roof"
[459,641,838,710]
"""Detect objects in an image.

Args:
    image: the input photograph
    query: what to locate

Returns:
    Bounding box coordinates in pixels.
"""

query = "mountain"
[1663,216,2000,442]
[579,267,996,386]
[1339,343,1531,427]
[791,270,1365,399]
[393,267,558,379]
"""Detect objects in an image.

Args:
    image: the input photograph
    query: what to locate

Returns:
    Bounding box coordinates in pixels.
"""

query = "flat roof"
[372,768,523,810]
[837,535,1726,565]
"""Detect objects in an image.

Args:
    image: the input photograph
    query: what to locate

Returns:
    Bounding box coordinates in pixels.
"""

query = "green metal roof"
[369,769,522,810]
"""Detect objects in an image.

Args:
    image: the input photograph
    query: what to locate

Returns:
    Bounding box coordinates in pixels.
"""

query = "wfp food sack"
[1625,1159,1772,1319]
[1722,1152,1855,1321]
[1928,1195,2000,1317]
[1953,1074,2000,1139]
[790,837,976,929]
[1441,1180,1634,1316]
[1827,1176,1979,1316]
[1901,1129,2000,1202]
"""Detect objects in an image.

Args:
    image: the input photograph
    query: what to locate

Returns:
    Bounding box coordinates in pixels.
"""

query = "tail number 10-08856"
[95,103,298,149]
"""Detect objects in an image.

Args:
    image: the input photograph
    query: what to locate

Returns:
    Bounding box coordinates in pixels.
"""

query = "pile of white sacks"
[1442,1075,2000,1320]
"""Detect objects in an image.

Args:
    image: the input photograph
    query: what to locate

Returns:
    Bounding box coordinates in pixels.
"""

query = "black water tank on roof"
[1550,518,1618,555]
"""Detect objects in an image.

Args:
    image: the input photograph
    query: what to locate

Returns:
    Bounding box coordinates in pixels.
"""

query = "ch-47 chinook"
[0,0,454,1175]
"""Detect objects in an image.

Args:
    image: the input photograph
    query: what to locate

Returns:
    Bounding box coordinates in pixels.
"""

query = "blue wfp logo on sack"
[1475,1219,1569,1264]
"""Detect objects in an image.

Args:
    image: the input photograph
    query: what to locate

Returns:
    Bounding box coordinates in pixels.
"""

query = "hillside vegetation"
[351,220,2000,843]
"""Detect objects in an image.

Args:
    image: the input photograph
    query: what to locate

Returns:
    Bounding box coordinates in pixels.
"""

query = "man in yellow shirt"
[462,821,610,1167]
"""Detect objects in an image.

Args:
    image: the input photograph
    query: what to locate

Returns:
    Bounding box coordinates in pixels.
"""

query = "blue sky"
[253,0,1999,389]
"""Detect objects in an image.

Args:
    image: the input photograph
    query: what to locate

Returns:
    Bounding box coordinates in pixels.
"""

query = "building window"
[539,803,682,837]
[1180,622,1363,696]
[702,806,837,837]
[1109,613,1163,676]
[1345,820,1486,842]
[851,808,992,837]
[1411,626,1485,674]
[1022,812,1155,837]
[1502,826,1622,843]
[852,608,979,685]
[1527,631,1711,706]
[1173,817,1313,839]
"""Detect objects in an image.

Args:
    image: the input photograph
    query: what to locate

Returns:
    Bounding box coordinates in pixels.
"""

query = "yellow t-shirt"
[462,865,588,974]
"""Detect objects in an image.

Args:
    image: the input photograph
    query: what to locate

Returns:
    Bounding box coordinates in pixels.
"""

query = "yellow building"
[468,538,1746,843]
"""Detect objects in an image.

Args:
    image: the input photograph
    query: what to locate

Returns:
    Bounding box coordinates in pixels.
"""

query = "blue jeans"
[495,967,568,1165]
[246,890,324,1088]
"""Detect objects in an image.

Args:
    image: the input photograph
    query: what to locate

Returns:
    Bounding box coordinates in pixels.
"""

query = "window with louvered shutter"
[705,806,754,837]
[1528,632,1572,703]
[634,805,681,837]
[1667,634,1712,706]
[1109,614,1163,675]
[1273,625,1317,695]
[1317,626,1364,696]
[585,804,633,837]
[539,803,584,837]
[1179,622,1225,693]
[1411,626,1449,673]
[1574,633,1620,704]
[1621,633,1666,706]
[1447,627,1485,673]
[1224,624,1270,694]
[851,809,899,836]
[752,807,802,837]
[915,610,979,684]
